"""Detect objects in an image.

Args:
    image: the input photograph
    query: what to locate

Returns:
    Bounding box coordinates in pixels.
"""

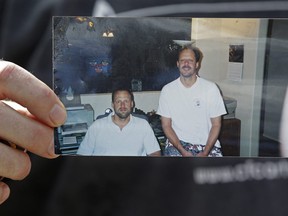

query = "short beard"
[115,110,131,119]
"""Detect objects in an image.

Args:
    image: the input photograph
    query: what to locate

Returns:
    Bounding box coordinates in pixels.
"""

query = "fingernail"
[0,183,10,205]
[49,104,67,126]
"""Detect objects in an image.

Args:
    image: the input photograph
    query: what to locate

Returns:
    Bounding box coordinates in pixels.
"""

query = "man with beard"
[157,45,227,157]
[77,88,161,156]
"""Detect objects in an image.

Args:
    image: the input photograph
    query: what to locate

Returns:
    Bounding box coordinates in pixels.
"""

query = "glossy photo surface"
[53,17,288,157]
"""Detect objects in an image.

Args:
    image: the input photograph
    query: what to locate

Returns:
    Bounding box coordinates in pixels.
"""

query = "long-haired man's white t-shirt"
[157,77,227,148]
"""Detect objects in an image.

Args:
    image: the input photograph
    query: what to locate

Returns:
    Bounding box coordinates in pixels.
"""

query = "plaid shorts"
[164,140,223,157]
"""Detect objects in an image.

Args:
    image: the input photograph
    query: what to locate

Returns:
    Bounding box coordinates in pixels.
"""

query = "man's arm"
[148,150,161,156]
[76,126,96,156]
[197,116,222,157]
[161,116,193,157]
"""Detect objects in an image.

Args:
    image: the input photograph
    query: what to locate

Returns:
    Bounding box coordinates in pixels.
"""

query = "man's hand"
[0,61,67,204]
[181,150,193,157]
[196,152,207,157]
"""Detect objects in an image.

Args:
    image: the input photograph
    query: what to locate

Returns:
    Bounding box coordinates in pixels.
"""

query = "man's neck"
[180,74,198,88]
[112,115,131,130]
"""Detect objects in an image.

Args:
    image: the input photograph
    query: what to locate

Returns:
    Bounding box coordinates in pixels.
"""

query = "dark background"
[54,17,191,94]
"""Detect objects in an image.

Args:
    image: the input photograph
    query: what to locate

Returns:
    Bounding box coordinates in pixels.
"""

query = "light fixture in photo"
[173,39,196,47]
[102,30,114,37]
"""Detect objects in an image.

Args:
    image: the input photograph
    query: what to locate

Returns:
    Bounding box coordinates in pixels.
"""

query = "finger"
[0,143,31,180]
[0,61,66,127]
[0,101,57,158]
[3,100,38,122]
[0,181,10,205]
